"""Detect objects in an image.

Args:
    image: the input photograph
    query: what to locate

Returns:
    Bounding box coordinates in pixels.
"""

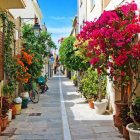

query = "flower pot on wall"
[126,123,140,140]
[94,99,108,114]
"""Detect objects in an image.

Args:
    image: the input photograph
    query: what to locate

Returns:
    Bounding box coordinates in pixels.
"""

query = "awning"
[0,0,26,9]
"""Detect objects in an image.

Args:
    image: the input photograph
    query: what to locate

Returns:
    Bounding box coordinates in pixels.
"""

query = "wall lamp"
[20,17,41,37]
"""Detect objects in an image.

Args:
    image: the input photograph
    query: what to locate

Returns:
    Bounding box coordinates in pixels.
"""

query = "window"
[90,0,95,12]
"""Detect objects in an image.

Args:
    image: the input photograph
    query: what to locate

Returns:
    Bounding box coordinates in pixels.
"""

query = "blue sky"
[38,0,77,46]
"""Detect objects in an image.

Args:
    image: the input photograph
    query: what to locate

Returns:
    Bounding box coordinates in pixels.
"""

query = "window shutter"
[0,31,4,81]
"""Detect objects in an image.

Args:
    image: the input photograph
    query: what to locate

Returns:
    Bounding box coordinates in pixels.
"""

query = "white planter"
[94,99,108,114]
[126,123,140,140]
[21,92,29,98]
[7,109,12,122]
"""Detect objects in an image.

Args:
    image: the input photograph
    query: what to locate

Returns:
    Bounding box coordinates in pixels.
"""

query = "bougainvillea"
[76,1,140,83]
[76,1,140,107]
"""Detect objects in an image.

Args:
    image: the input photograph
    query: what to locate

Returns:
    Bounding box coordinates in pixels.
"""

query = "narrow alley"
[1,71,124,140]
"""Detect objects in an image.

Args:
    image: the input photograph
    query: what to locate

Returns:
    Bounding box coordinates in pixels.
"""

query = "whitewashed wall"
[9,0,43,24]
[87,0,102,21]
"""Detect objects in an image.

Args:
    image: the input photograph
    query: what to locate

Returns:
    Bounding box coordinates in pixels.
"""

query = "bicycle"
[37,73,49,94]
[27,81,39,103]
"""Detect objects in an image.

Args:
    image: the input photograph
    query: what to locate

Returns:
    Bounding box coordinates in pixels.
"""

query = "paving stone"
[92,126,116,133]
[0,136,9,140]
[2,72,125,140]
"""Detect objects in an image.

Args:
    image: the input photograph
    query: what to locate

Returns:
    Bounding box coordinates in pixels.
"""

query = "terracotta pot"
[114,101,128,133]
[123,125,130,140]
[1,116,8,131]
[88,100,94,109]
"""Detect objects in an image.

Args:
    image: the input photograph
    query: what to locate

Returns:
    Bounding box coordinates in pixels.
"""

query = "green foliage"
[130,97,140,125]
[47,36,57,49]
[59,36,88,71]
[3,80,16,96]
[71,73,78,86]
[80,67,106,100]
[22,24,56,80]
[0,12,17,95]
[71,74,78,81]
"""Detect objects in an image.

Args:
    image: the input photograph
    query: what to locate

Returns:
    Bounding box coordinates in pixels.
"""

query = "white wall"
[105,0,140,11]
[87,0,102,21]
[77,0,87,32]
[9,0,43,24]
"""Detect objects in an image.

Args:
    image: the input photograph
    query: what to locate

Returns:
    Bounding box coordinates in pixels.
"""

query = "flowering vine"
[76,1,140,126]
[16,49,34,83]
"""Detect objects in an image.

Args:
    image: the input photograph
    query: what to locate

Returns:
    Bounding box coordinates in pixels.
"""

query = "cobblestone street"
[1,72,125,140]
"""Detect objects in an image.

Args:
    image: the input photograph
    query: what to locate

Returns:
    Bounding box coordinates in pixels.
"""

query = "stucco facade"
[0,0,26,97]
[9,0,43,24]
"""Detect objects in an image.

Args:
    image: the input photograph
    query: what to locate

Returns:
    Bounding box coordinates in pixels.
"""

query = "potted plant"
[13,97,22,115]
[76,0,140,131]
[126,96,140,140]
[0,97,10,131]
[80,67,99,108]
[94,74,108,114]
[71,74,78,86]
[120,106,133,139]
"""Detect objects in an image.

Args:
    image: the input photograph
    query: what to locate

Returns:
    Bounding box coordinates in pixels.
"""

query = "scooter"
[37,73,49,94]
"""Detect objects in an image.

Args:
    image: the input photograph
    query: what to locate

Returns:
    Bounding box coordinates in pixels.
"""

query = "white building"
[77,0,111,32]
[77,0,140,114]
[9,0,43,24]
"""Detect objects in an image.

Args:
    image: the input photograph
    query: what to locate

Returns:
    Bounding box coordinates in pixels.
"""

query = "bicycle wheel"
[29,89,39,103]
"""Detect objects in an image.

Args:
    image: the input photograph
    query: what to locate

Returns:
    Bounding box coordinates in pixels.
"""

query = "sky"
[38,0,77,48]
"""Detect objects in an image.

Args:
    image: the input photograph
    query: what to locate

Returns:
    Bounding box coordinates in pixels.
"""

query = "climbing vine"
[0,12,17,95]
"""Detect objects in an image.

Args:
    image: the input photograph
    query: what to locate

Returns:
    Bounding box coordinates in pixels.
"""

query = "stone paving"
[1,72,125,140]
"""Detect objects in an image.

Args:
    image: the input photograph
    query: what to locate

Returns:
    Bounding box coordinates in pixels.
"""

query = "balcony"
[0,0,26,10]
